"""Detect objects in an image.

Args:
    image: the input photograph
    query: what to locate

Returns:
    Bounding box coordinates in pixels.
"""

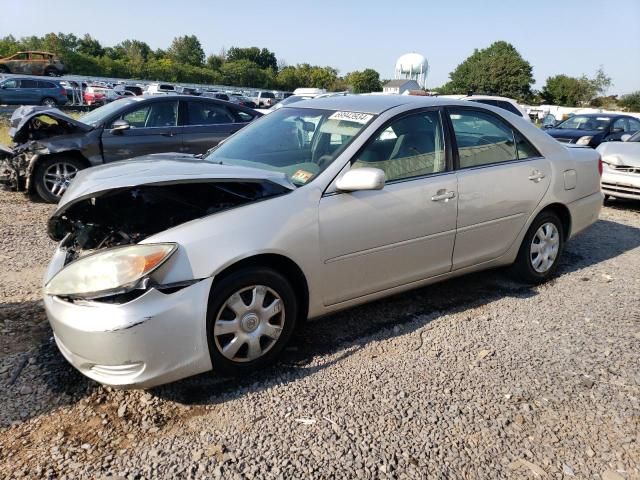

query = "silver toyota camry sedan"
[43,95,603,388]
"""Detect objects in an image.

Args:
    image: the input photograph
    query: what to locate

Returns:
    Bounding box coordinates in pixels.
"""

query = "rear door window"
[19,79,38,88]
[187,102,236,125]
[37,81,56,89]
[449,108,517,167]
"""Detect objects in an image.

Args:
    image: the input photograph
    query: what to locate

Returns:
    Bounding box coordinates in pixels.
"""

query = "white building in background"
[383,79,421,95]
[394,52,429,89]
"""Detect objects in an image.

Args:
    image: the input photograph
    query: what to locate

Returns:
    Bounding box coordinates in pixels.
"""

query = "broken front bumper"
[44,276,214,388]
[602,168,640,200]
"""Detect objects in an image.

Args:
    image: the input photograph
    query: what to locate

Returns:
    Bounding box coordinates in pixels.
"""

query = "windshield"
[556,115,610,130]
[79,98,139,126]
[203,107,375,186]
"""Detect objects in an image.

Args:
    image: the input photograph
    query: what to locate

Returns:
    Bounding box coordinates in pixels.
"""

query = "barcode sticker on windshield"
[329,111,373,124]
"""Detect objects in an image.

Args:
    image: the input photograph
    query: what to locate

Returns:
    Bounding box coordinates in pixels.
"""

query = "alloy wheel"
[213,285,285,362]
[43,162,79,198]
[530,222,560,273]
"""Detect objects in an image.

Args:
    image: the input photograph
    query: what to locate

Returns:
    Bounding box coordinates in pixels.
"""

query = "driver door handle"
[431,189,456,202]
[161,131,176,137]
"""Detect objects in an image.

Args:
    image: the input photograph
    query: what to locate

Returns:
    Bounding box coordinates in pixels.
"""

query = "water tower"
[394,53,429,88]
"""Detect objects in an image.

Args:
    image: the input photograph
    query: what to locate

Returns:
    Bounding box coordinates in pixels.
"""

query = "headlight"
[576,136,593,145]
[44,243,177,299]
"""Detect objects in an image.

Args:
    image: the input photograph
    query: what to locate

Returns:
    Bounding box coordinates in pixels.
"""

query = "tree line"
[1,33,638,110]
[0,33,383,93]
[435,41,638,110]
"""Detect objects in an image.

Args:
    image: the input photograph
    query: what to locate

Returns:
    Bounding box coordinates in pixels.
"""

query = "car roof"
[290,94,469,114]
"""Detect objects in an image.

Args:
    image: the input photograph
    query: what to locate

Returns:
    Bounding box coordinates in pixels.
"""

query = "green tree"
[541,69,612,106]
[221,59,274,88]
[440,41,534,101]
[226,47,277,71]
[346,69,382,93]
[618,91,640,112]
[0,35,19,56]
[206,54,225,70]
[167,35,205,67]
[77,34,104,57]
[310,66,338,89]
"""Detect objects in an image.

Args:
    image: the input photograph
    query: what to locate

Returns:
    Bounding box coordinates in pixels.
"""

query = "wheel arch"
[538,202,572,241]
[27,151,91,192]
[210,253,310,323]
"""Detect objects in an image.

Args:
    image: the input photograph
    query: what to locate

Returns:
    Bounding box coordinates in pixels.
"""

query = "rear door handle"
[161,131,176,137]
[431,190,456,202]
[528,170,546,182]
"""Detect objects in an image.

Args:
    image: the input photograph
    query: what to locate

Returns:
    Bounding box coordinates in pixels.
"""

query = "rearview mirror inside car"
[110,119,131,134]
[336,168,385,192]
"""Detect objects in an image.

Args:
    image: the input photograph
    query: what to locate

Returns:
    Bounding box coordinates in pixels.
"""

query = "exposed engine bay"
[48,180,291,264]
[11,114,81,144]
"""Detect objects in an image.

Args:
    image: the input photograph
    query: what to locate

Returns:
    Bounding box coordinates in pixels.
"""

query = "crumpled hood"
[9,105,93,140]
[57,154,295,209]
[597,141,640,167]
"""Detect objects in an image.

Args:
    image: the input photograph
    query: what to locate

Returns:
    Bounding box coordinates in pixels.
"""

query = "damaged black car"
[0,95,261,202]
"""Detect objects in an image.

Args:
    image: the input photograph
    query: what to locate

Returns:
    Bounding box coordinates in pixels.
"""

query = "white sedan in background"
[42,96,603,388]
[598,131,640,200]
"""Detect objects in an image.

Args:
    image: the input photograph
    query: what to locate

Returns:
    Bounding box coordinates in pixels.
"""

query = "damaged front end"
[0,106,93,191]
[48,179,292,266]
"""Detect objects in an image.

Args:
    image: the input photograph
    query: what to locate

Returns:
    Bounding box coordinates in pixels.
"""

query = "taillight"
[598,157,603,177]
[60,88,67,96]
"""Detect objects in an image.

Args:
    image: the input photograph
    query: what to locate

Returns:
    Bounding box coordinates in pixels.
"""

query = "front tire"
[206,267,298,376]
[33,156,85,203]
[512,211,564,284]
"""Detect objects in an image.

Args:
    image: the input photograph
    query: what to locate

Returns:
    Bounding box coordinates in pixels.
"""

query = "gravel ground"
[0,189,639,480]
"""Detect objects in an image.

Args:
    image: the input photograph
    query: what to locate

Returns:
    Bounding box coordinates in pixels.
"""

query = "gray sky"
[1,0,639,94]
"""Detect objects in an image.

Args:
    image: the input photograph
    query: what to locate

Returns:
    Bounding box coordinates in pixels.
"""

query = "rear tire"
[0,65,9,74]
[44,67,59,77]
[33,156,85,203]
[206,266,298,376]
[512,211,564,284]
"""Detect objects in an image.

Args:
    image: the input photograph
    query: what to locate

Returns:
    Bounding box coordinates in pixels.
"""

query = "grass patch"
[0,117,11,146]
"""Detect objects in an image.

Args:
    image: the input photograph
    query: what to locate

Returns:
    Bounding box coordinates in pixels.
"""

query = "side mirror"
[336,168,385,192]
[302,121,315,132]
[621,134,632,142]
[110,119,130,134]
